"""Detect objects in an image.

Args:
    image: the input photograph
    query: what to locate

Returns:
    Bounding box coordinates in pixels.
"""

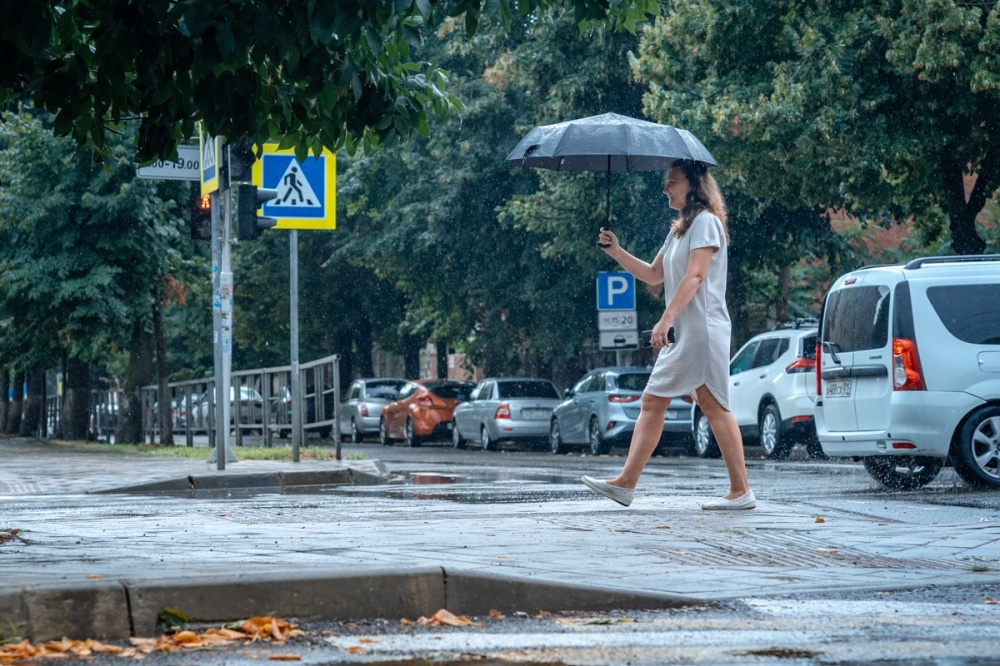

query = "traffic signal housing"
[236,184,278,241]
[190,189,212,241]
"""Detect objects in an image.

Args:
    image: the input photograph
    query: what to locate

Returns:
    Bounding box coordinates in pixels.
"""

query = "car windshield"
[366,380,405,399]
[497,381,559,399]
[426,382,474,401]
[612,373,650,392]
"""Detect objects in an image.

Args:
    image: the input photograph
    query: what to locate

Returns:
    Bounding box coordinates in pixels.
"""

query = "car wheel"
[691,410,721,458]
[805,433,828,460]
[404,419,421,448]
[588,417,610,456]
[951,405,1000,489]
[549,419,567,455]
[452,421,465,449]
[862,456,944,490]
[349,419,361,444]
[379,418,392,446]
[481,425,496,451]
[759,404,791,460]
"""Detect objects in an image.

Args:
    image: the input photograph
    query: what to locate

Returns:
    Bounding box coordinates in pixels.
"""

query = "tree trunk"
[436,340,448,379]
[402,334,421,379]
[19,365,44,437]
[0,369,9,430]
[355,317,374,377]
[152,294,174,445]
[61,357,92,440]
[115,321,154,444]
[940,148,992,256]
[5,371,23,434]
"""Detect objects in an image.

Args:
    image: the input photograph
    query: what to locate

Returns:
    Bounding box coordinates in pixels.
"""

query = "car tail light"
[360,403,369,417]
[495,403,511,419]
[816,342,823,397]
[608,394,640,403]
[417,395,434,407]
[678,395,694,403]
[785,356,816,374]
[892,338,925,391]
[606,421,616,431]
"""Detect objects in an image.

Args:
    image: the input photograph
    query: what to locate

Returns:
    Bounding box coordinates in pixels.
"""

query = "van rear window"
[926,284,1000,345]
[823,285,890,352]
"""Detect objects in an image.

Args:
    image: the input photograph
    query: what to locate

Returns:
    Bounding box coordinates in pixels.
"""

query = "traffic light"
[236,184,278,241]
[190,189,212,241]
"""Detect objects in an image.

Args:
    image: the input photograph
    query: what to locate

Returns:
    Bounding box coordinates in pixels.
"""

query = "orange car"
[379,380,475,447]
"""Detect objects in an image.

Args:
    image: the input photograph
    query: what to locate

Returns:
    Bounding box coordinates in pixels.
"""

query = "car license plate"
[664,410,678,420]
[521,408,549,419]
[826,380,852,397]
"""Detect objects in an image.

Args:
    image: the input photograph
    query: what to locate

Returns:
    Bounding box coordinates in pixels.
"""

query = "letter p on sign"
[597,272,636,310]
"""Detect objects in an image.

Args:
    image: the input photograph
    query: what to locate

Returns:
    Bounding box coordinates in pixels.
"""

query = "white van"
[815,255,1000,490]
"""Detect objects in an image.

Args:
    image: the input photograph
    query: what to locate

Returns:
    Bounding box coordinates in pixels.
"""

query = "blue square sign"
[596,272,635,310]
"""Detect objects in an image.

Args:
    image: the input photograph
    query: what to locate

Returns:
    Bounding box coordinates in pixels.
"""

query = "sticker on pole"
[252,144,336,230]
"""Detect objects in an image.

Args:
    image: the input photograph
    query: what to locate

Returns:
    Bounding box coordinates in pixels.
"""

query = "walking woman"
[582,159,754,510]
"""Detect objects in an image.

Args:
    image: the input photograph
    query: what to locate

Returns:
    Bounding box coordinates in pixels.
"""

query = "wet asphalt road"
[5,435,1000,664]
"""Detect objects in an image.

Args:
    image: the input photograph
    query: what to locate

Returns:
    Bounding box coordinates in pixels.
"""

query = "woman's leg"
[607,393,672,489]
[693,385,751,498]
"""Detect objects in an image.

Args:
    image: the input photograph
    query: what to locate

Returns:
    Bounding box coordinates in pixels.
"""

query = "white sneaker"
[701,490,756,511]
[581,475,634,507]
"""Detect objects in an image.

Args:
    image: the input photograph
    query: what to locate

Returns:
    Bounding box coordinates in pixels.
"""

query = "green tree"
[1,0,657,163]
[633,0,1000,256]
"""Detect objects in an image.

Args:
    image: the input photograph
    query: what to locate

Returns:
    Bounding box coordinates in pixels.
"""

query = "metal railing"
[44,354,340,450]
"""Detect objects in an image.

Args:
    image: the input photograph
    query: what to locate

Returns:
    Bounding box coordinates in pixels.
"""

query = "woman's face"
[663,167,690,212]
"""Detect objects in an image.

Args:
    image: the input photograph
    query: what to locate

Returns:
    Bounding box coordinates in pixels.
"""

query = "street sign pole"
[290,229,301,462]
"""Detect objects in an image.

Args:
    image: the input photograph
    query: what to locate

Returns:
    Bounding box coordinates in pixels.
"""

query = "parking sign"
[596,272,635,310]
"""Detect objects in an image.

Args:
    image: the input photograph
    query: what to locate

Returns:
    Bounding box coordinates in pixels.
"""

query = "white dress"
[644,211,732,411]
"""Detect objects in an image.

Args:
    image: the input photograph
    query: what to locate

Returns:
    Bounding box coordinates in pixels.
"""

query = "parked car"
[815,255,1000,490]
[190,386,264,427]
[452,377,562,450]
[549,366,694,456]
[693,319,821,460]
[380,380,476,447]
[339,378,407,443]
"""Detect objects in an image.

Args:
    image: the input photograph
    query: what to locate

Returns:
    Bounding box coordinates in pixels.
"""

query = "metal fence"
[45,354,340,448]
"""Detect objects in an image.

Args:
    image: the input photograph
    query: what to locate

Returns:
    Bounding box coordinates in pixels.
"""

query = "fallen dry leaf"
[87,574,102,579]
[347,646,367,654]
[489,610,506,619]
[816,548,839,553]
[986,598,997,605]
[269,653,301,661]
[400,618,414,626]
[358,637,379,644]
[815,517,825,523]
[415,609,475,627]
[653,524,671,529]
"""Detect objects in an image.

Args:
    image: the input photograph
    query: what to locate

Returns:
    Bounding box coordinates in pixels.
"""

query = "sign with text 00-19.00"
[136,145,200,181]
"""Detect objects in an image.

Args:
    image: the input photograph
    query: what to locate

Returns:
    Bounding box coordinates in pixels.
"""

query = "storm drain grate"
[643,530,959,570]
[0,480,43,494]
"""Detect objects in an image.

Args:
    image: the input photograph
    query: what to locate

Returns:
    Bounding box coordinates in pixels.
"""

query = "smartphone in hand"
[641,328,675,347]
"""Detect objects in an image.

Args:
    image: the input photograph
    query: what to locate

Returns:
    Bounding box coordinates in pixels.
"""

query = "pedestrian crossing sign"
[252,144,336,230]
[199,124,221,195]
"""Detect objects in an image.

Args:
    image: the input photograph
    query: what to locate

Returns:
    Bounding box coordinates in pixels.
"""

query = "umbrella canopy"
[505,112,716,172]
[505,113,716,231]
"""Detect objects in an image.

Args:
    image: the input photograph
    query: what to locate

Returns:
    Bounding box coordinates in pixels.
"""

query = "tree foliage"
[0,0,658,163]
[633,0,1000,255]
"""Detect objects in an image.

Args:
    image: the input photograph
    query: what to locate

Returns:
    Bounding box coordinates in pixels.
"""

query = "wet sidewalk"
[1,437,998,642]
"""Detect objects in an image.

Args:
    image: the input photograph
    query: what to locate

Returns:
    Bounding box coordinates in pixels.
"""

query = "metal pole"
[219,187,234,470]
[210,187,224,465]
[333,357,341,461]
[290,229,301,462]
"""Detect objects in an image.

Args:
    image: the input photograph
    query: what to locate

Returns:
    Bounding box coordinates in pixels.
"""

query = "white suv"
[815,255,1000,490]
[692,319,820,459]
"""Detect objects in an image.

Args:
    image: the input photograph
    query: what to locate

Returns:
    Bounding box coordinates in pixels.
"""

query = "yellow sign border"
[251,144,336,230]
[198,125,221,195]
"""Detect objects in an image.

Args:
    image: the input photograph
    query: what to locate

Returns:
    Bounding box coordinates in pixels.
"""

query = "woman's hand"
[597,227,620,255]
[649,316,674,348]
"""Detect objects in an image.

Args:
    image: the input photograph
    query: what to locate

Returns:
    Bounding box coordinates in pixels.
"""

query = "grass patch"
[48,440,357,461]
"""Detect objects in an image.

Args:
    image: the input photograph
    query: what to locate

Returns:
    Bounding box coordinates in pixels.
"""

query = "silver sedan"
[452,378,562,451]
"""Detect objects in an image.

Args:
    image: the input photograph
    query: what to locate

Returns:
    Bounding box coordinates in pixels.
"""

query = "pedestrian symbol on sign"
[277,164,319,207]
[202,137,216,171]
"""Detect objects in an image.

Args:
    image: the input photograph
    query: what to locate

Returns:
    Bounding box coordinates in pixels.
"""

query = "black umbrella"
[505,112,717,229]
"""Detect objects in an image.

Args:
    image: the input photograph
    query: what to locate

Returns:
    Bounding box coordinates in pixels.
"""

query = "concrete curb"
[1,568,701,642]
[93,468,389,495]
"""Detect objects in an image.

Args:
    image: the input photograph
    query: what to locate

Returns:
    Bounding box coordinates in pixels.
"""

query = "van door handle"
[759,373,767,379]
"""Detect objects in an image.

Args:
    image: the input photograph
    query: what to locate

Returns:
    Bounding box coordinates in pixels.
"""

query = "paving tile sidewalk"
[1,437,999,640]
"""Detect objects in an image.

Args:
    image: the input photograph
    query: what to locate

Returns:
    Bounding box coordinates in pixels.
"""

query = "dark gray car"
[452,377,562,450]
[549,366,693,456]
[338,378,407,443]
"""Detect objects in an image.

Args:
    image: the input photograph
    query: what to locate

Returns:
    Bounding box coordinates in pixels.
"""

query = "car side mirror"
[564,388,574,398]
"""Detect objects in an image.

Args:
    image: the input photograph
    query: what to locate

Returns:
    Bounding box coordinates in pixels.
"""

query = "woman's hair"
[670,159,729,241]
